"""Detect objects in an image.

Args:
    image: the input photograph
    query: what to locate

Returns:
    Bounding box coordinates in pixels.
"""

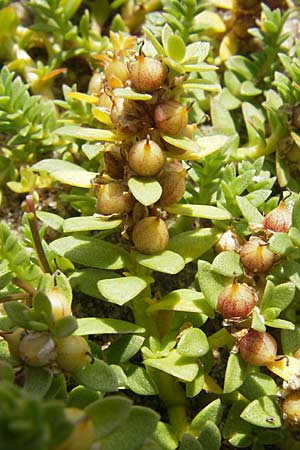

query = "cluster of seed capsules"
[92,39,190,254]
[215,199,300,422]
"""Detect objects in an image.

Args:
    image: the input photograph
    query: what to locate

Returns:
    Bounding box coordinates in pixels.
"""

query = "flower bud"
[96,181,134,216]
[132,216,169,254]
[55,335,91,373]
[104,58,130,86]
[1,328,25,361]
[128,137,165,177]
[239,237,275,273]
[157,160,186,206]
[239,330,277,366]
[54,407,95,450]
[217,281,257,320]
[130,54,167,93]
[154,101,188,135]
[215,230,245,253]
[262,201,292,233]
[47,287,72,321]
[19,332,57,367]
[282,391,300,423]
[104,145,126,179]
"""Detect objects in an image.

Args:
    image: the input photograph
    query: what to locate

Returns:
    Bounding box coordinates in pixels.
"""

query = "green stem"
[26,195,52,274]
[12,277,36,296]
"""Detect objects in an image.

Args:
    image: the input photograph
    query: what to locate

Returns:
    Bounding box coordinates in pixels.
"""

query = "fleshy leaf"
[211,251,243,278]
[177,328,209,357]
[136,250,185,274]
[73,358,118,392]
[165,204,231,220]
[113,87,152,101]
[75,318,145,335]
[63,216,121,232]
[144,350,199,382]
[224,353,247,394]
[98,276,153,305]
[55,126,124,141]
[168,228,221,263]
[128,177,162,206]
[236,196,263,224]
[197,261,226,309]
[240,396,282,428]
[189,399,222,435]
[240,373,277,401]
[166,35,186,62]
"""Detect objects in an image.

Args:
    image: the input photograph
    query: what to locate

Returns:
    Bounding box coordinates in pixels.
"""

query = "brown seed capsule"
[217,281,257,320]
[154,101,188,135]
[54,407,95,450]
[19,332,57,367]
[282,391,300,423]
[263,201,292,233]
[55,335,91,373]
[239,237,275,273]
[215,230,246,253]
[128,137,165,177]
[96,181,134,216]
[132,216,169,254]
[104,145,126,179]
[157,160,186,206]
[130,54,167,93]
[239,330,277,366]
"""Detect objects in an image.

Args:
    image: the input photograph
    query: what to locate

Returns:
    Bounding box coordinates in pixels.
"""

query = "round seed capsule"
[239,330,277,366]
[55,335,91,373]
[282,391,300,423]
[132,216,169,254]
[263,201,292,233]
[217,282,257,320]
[96,181,134,216]
[128,138,165,177]
[130,54,167,93]
[154,101,188,135]
[239,237,275,273]
[158,160,186,206]
[215,229,245,253]
[19,332,57,367]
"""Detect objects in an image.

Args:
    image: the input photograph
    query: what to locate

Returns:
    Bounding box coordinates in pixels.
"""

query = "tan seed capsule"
[54,408,95,450]
[217,281,257,320]
[55,335,91,373]
[130,54,167,93]
[19,332,57,367]
[96,182,134,216]
[239,237,275,273]
[215,229,245,253]
[1,328,25,361]
[104,58,130,85]
[239,330,277,366]
[158,160,186,206]
[154,101,188,135]
[128,137,165,177]
[282,391,300,423]
[132,216,169,254]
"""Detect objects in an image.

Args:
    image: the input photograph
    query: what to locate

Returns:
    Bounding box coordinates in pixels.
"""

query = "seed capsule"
[132,216,169,254]
[157,160,186,206]
[104,145,126,179]
[263,201,292,233]
[104,58,130,85]
[1,328,25,361]
[217,281,257,320]
[47,287,72,321]
[154,101,188,135]
[128,137,165,177]
[239,237,275,273]
[55,335,91,373]
[239,330,277,366]
[54,407,95,450]
[282,391,300,423]
[130,54,167,93]
[96,181,134,216]
[215,230,245,253]
[19,332,57,367]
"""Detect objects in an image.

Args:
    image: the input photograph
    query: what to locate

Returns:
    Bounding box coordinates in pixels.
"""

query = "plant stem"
[12,277,36,296]
[26,195,52,274]
[0,293,31,303]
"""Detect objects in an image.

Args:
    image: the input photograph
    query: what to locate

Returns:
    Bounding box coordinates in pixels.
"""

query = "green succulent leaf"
[136,250,185,274]
[128,177,162,206]
[55,126,123,141]
[268,232,294,255]
[144,350,199,382]
[198,421,221,450]
[197,261,225,309]
[24,367,53,397]
[240,373,277,401]
[73,358,118,392]
[113,88,152,101]
[75,318,145,335]
[98,276,153,305]
[177,328,209,358]
[224,353,247,394]
[211,251,243,278]
[165,204,231,220]
[168,228,221,263]
[189,399,222,435]
[105,335,145,364]
[63,216,121,232]
[240,396,282,428]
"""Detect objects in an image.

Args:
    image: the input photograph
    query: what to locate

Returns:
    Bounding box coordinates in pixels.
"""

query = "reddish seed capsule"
[239,237,275,273]
[158,160,186,206]
[128,137,165,177]
[217,281,257,320]
[130,54,167,93]
[215,229,246,253]
[282,391,300,423]
[239,330,277,366]
[154,100,188,135]
[263,201,292,233]
[132,216,169,254]
[96,182,134,216]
